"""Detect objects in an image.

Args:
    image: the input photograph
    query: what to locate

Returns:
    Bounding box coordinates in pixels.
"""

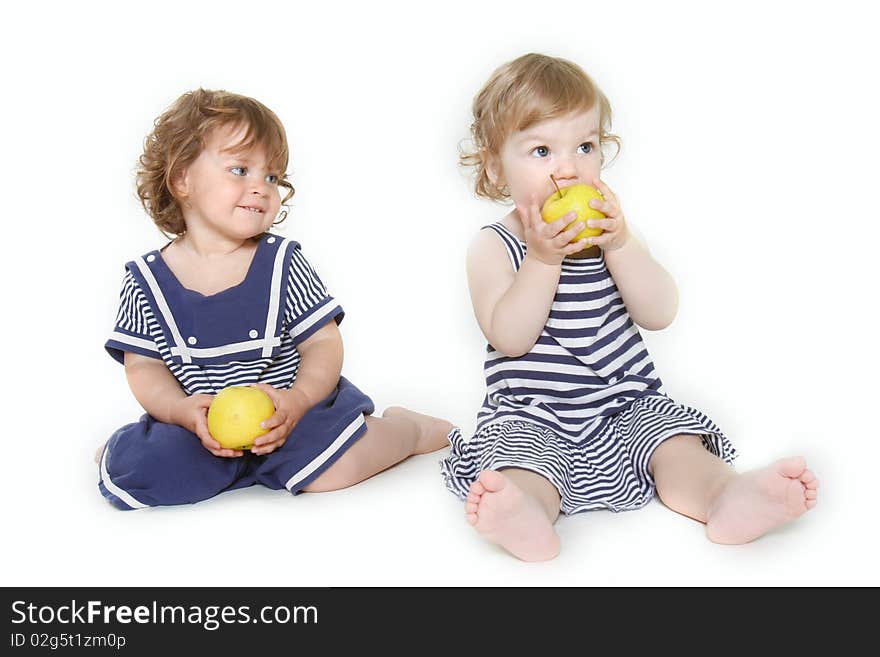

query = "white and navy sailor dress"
[99,232,374,510]
[440,223,738,515]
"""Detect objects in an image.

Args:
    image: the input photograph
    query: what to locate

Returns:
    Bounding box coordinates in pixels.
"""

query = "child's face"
[489,105,603,210]
[177,123,282,242]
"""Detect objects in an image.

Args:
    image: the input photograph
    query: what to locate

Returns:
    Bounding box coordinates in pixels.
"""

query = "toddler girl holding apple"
[440,53,820,560]
[98,88,453,509]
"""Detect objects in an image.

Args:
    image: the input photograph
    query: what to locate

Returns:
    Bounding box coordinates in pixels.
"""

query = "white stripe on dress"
[100,446,148,509]
[134,256,191,364]
[284,414,365,490]
[289,300,338,339]
[108,331,159,353]
[262,238,292,357]
[170,336,282,359]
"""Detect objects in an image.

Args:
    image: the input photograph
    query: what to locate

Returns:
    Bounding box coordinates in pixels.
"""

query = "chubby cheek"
[581,161,602,183]
[265,199,282,225]
[502,165,546,204]
[576,150,603,182]
[509,188,536,211]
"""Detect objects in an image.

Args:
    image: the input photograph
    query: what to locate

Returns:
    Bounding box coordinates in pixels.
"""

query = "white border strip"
[100,445,148,509]
[290,301,337,339]
[262,238,291,357]
[285,414,365,490]
[134,257,191,364]
[108,331,159,353]
[170,336,281,359]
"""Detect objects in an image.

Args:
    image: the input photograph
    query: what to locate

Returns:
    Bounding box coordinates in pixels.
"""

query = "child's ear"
[484,151,504,189]
[170,167,189,200]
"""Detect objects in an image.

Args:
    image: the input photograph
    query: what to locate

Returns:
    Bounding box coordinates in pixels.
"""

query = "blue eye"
[530,146,549,158]
[230,167,247,176]
[266,174,279,184]
[578,142,594,154]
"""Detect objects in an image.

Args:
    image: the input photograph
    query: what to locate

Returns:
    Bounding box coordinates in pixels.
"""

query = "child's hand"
[584,178,630,251]
[518,198,589,266]
[250,384,311,456]
[171,394,244,458]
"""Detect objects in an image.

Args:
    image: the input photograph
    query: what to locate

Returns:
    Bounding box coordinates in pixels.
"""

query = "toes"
[805,489,818,500]
[468,480,485,496]
[465,501,478,514]
[805,499,817,509]
[799,468,816,483]
[465,512,478,525]
[478,469,507,492]
[467,493,480,504]
[777,456,807,478]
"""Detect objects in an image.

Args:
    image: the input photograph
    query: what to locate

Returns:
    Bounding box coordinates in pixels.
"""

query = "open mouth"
[237,206,264,214]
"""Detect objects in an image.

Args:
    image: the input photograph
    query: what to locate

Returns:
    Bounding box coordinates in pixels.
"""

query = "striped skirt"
[440,394,738,515]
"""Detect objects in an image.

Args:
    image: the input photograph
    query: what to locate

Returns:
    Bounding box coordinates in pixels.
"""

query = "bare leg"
[650,435,820,544]
[302,407,453,493]
[464,468,561,562]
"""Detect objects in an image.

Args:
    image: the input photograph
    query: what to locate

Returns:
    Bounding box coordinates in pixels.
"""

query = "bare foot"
[706,456,819,544]
[382,406,453,454]
[464,470,560,562]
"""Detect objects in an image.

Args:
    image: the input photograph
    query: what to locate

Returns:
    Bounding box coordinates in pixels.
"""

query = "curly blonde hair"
[136,88,295,236]
[460,53,621,202]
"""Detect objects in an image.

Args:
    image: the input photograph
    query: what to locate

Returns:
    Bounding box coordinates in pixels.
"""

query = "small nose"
[251,179,270,196]
[554,154,577,180]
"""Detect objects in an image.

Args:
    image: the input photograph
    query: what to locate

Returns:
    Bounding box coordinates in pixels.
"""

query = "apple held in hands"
[540,177,606,243]
[207,386,276,450]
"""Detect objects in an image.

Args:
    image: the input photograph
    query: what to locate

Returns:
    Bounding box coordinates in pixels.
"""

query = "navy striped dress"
[440,223,737,514]
[99,233,373,509]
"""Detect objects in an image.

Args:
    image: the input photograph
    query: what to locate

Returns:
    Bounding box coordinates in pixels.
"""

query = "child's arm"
[123,352,241,457]
[588,179,679,330]
[252,320,343,455]
[603,235,679,330]
[467,204,586,357]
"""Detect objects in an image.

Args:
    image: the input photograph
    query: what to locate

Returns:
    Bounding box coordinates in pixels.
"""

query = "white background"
[2,0,878,586]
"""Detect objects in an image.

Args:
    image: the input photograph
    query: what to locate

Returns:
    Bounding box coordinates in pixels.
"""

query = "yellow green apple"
[540,183,605,242]
[207,386,276,450]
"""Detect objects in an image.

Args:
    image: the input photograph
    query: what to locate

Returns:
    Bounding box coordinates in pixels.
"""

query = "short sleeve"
[285,247,344,345]
[104,270,162,364]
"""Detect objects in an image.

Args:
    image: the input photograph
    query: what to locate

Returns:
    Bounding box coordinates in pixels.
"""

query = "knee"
[105,421,195,479]
[302,455,361,493]
[648,434,703,478]
[100,420,231,508]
